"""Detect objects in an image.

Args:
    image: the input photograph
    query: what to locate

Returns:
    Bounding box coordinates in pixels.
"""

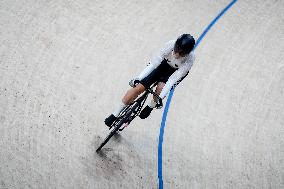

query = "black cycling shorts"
[140,59,188,89]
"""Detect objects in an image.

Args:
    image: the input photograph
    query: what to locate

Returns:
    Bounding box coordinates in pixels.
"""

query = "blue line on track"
[157,0,238,188]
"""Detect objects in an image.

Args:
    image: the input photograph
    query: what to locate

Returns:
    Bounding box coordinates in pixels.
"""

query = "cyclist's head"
[174,34,195,56]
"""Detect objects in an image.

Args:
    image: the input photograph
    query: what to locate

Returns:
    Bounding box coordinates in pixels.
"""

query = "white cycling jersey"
[137,40,195,99]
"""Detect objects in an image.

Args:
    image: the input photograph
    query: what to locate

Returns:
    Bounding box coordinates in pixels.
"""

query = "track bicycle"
[96,82,162,152]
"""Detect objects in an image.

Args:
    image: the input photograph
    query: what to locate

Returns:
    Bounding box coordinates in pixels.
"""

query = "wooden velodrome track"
[0,0,283,188]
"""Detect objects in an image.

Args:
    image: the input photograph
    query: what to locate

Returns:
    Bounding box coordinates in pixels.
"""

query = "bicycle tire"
[96,102,139,152]
[96,120,123,152]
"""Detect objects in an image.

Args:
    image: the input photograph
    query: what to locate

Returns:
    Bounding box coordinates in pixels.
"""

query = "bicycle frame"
[110,82,159,129]
[96,82,161,152]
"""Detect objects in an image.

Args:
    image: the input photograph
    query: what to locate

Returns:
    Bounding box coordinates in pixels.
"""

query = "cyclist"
[105,34,196,127]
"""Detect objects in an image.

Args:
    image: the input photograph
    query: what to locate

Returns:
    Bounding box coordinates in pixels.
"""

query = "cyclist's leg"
[139,82,164,119]
[140,72,189,119]
[147,82,165,108]
[115,62,163,116]
[107,61,166,124]
[122,84,145,105]
[140,67,176,119]
[154,82,165,101]
[105,84,146,127]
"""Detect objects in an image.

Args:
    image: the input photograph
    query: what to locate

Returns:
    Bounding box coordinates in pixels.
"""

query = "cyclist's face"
[173,50,186,59]
[173,45,187,58]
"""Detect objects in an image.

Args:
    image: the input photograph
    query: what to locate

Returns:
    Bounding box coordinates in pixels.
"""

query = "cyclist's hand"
[129,79,140,87]
[156,97,163,109]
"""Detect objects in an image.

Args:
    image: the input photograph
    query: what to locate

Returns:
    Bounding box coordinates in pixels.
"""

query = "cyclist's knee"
[125,84,145,98]
[123,84,145,104]
[155,82,165,94]
[157,82,165,89]
[133,83,145,94]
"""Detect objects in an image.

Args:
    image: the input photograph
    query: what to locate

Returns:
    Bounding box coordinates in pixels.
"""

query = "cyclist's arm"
[159,54,195,99]
[137,40,174,80]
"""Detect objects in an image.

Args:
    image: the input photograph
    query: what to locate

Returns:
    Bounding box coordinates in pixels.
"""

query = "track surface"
[1,0,284,188]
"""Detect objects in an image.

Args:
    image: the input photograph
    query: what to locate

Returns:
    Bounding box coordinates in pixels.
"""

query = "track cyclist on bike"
[104,34,196,127]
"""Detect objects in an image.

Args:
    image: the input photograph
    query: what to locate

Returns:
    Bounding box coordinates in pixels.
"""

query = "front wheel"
[96,121,122,152]
[96,103,139,152]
